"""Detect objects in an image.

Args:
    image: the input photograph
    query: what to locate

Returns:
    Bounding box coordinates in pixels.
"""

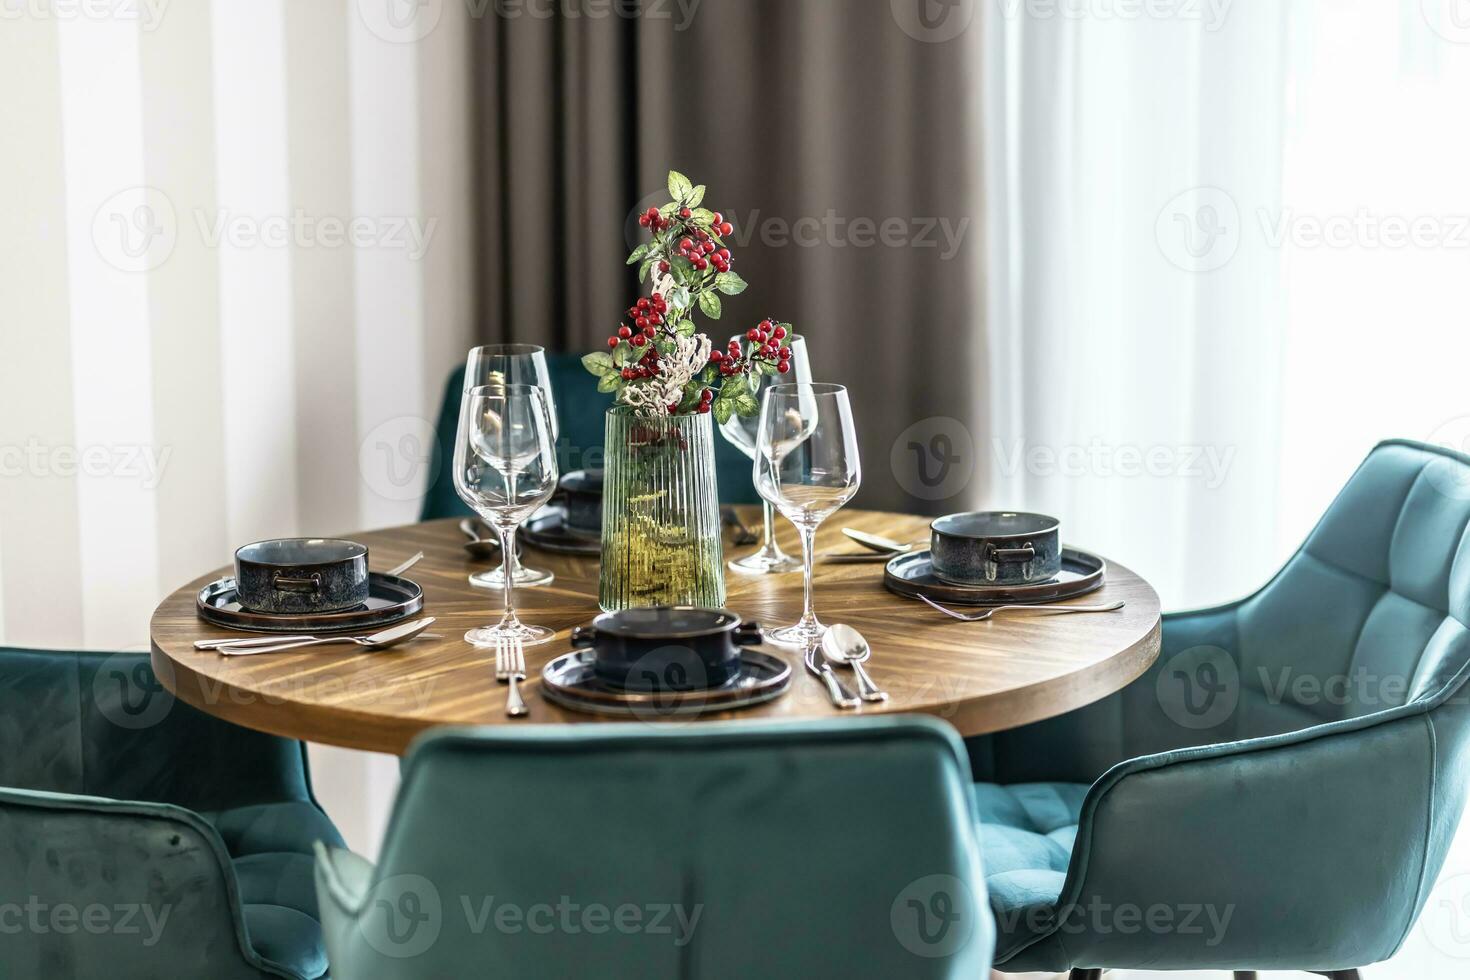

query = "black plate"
[884,547,1106,606]
[197,572,423,633]
[540,649,791,717]
[521,507,601,557]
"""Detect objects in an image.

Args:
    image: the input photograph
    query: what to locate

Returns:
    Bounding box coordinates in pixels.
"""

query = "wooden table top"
[149,509,1162,755]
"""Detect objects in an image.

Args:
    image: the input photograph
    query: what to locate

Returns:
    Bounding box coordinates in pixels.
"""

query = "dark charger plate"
[540,649,791,718]
[520,507,601,557]
[197,572,423,633]
[884,547,1107,606]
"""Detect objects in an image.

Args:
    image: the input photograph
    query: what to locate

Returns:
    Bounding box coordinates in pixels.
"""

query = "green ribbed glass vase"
[599,406,726,611]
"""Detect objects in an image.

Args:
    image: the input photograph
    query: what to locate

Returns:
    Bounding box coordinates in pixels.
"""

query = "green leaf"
[626,243,649,265]
[597,372,622,393]
[671,286,691,310]
[713,397,734,425]
[698,291,722,319]
[688,184,706,208]
[668,170,693,201]
[582,351,616,376]
[675,319,696,337]
[734,389,761,417]
[715,272,748,296]
[757,360,776,375]
[672,256,695,281]
[639,258,655,283]
[691,208,715,226]
[613,343,636,368]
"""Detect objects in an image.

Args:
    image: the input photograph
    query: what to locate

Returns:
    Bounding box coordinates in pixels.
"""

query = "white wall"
[0,0,475,856]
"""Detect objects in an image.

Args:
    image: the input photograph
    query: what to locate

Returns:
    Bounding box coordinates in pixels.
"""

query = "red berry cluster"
[606,291,669,350]
[675,211,735,274]
[708,319,793,377]
[636,206,671,233]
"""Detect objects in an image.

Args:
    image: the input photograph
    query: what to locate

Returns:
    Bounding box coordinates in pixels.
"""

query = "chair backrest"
[320,717,992,979]
[1228,439,1470,734]
[978,439,1470,785]
[420,351,759,521]
[0,647,310,812]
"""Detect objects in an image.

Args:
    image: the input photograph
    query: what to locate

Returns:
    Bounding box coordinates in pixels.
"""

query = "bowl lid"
[591,606,740,638]
[236,538,368,565]
[931,511,1060,539]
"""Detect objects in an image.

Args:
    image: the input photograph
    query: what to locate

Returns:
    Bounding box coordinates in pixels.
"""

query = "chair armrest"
[1045,706,1438,972]
[314,843,395,976]
[0,786,292,979]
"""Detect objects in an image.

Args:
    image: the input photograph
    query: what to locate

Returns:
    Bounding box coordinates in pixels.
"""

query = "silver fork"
[495,635,529,717]
[918,594,1126,622]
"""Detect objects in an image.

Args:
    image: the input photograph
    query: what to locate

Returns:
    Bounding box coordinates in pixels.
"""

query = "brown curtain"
[474,0,987,510]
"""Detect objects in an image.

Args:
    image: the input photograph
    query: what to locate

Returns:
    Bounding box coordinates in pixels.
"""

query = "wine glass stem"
[496,524,517,624]
[761,500,780,552]
[798,523,818,627]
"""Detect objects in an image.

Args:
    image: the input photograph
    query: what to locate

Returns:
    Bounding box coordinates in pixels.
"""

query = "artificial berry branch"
[582,170,797,423]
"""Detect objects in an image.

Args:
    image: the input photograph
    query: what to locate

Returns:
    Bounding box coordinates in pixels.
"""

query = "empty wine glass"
[454,384,559,646]
[719,334,812,574]
[461,344,560,590]
[755,383,862,646]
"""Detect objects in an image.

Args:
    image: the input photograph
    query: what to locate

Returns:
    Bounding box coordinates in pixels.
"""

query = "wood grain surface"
[149,509,1162,755]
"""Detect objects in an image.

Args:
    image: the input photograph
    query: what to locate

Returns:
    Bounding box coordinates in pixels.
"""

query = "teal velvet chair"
[0,647,343,978]
[315,717,993,978]
[419,351,759,522]
[965,439,1470,979]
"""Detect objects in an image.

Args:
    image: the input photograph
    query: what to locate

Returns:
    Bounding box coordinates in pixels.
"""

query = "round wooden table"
[149,509,1162,755]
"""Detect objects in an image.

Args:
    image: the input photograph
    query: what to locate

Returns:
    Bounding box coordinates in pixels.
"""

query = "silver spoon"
[842,528,917,554]
[803,638,860,709]
[461,518,506,561]
[918,595,1126,622]
[383,552,424,577]
[821,624,888,702]
[216,617,436,656]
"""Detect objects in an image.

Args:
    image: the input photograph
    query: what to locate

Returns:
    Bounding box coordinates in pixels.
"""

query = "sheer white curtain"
[985,1,1470,976]
[0,0,475,858]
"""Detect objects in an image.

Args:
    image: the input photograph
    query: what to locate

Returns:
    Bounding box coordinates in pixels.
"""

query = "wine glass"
[454,384,560,646]
[719,335,812,574]
[460,345,559,590]
[754,383,861,646]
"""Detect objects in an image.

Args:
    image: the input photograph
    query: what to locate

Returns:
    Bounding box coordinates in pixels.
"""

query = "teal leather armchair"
[0,648,343,978]
[315,717,993,978]
[966,439,1470,979]
[420,351,759,522]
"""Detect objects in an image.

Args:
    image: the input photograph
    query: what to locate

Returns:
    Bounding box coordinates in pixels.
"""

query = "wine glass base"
[728,551,803,575]
[765,622,828,648]
[465,624,556,647]
[469,566,555,590]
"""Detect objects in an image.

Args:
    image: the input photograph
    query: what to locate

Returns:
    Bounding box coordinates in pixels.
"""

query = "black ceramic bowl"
[571,606,762,692]
[929,512,1062,587]
[234,538,370,614]
[557,469,604,538]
